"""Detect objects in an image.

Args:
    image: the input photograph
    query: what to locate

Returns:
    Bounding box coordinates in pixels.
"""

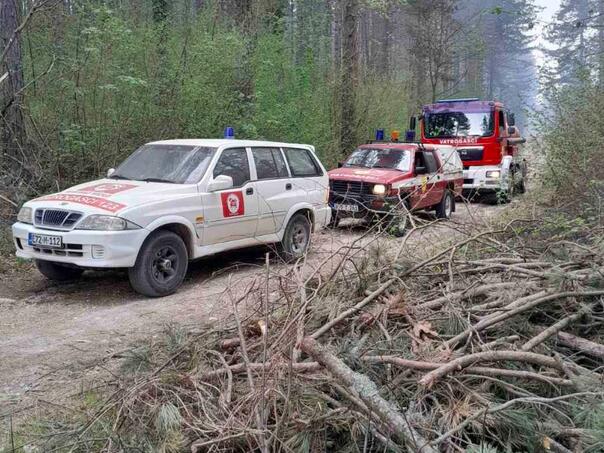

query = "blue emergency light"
[224,127,235,139]
[375,129,385,141]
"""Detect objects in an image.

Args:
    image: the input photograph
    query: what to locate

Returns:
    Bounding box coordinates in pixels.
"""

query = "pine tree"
[545,0,595,83]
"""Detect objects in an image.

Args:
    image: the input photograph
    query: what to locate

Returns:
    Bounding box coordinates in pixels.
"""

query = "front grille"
[456,147,484,162]
[34,209,83,230]
[330,180,373,195]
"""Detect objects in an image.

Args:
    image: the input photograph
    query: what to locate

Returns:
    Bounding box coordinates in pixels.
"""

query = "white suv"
[12,139,331,297]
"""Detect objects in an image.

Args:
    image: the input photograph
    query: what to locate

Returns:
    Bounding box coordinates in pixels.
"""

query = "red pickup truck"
[328,142,463,233]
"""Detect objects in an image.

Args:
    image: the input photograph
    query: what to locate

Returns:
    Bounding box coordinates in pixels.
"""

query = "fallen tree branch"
[361,355,572,387]
[198,361,321,380]
[300,337,437,453]
[417,350,564,388]
[310,278,396,340]
[446,290,604,349]
[557,332,604,359]
[521,306,591,351]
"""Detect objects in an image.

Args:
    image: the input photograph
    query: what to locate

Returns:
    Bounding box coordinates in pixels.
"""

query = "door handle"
[246,187,254,195]
[285,183,292,190]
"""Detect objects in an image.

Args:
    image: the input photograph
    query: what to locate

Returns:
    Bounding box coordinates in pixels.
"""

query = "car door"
[201,147,259,245]
[423,150,445,206]
[251,147,293,236]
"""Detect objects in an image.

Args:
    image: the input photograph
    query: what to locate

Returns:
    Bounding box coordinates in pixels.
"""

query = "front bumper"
[462,167,506,192]
[12,222,148,268]
[329,194,403,218]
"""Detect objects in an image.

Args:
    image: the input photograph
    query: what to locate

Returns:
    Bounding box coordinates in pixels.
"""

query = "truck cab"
[328,142,463,233]
[417,98,526,201]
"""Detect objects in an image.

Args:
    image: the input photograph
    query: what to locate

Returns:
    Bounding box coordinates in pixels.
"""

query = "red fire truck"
[410,98,526,202]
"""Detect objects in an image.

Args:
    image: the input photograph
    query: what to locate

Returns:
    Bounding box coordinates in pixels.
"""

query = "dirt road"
[0,201,506,430]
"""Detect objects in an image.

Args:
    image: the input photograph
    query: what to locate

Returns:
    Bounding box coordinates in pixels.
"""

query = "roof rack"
[435,97,480,103]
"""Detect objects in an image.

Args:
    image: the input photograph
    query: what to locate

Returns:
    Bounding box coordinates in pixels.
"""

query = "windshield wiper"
[108,174,132,180]
[141,177,175,184]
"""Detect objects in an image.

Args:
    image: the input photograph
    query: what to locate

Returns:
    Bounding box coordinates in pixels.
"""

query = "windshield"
[425,111,494,138]
[110,145,216,184]
[343,148,411,172]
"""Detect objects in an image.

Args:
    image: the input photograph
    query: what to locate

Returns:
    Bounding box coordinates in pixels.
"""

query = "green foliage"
[536,78,604,215]
[14,1,412,197]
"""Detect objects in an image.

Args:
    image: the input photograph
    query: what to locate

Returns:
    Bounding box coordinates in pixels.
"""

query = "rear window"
[284,148,322,177]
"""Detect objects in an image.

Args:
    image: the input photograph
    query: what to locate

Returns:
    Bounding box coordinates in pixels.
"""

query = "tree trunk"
[1,0,26,170]
[339,0,358,157]
[598,0,604,85]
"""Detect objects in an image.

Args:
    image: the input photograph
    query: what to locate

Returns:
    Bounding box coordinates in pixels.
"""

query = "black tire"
[128,230,188,297]
[35,260,84,281]
[435,190,454,219]
[516,176,526,194]
[326,210,340,229]
[280,213,312,261]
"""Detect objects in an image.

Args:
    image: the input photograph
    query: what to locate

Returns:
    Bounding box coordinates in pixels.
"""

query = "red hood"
[328,167,412,185]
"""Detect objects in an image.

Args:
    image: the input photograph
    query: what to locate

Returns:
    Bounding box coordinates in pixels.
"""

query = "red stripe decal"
[37,194,127,213]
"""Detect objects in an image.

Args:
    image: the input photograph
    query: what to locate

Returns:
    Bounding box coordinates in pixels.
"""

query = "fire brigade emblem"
[221,191,245,217]
[227,193,240,214]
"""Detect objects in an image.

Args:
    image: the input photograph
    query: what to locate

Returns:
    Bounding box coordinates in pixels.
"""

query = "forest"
[1,0,547,201]
[2,1,604,452]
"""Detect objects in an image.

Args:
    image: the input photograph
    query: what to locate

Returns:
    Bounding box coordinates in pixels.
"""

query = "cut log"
[300,337,436,453]
[557,332,604,359]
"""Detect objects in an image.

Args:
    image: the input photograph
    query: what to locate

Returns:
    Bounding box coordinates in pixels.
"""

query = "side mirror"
[508,113,515,126]
[415,166,427,175]
[507,126,517,136]
[337,161,344,168]
[409,116,417,131]
[107,168,115,177]
[208,174,234,192]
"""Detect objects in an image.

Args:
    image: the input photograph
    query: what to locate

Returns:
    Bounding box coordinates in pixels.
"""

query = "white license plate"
[28,233,63,248]
[334,203,359,212]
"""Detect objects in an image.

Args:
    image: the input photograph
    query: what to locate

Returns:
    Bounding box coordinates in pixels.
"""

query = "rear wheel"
[516,174,526,194]
[35,260,84,281]
[280,213,312,261]
[128,230,188,297]
[326,210,340,229]
[435,190,454,219]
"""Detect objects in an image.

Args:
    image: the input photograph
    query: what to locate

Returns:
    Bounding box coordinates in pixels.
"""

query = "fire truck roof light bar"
[435,97,480,103]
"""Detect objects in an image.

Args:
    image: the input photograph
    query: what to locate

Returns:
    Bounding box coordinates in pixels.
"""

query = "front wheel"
[128,230,188,297]
[35,260,84,281]
[435,190,454,219]
[280,213,312,261]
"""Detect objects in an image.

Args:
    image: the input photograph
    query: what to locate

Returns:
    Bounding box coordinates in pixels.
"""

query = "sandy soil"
[0,200,507,434]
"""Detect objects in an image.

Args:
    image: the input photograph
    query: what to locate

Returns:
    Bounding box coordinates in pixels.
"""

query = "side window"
[284,148,322,177]
[213,148,250,187]
[423,151,438,173]
[252,147,289,180]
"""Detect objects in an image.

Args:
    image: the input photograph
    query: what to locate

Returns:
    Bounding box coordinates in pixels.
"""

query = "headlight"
[372,184,387,195]
[76,215,140,231]
[17,207,33,224]
[486,170,501,179]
